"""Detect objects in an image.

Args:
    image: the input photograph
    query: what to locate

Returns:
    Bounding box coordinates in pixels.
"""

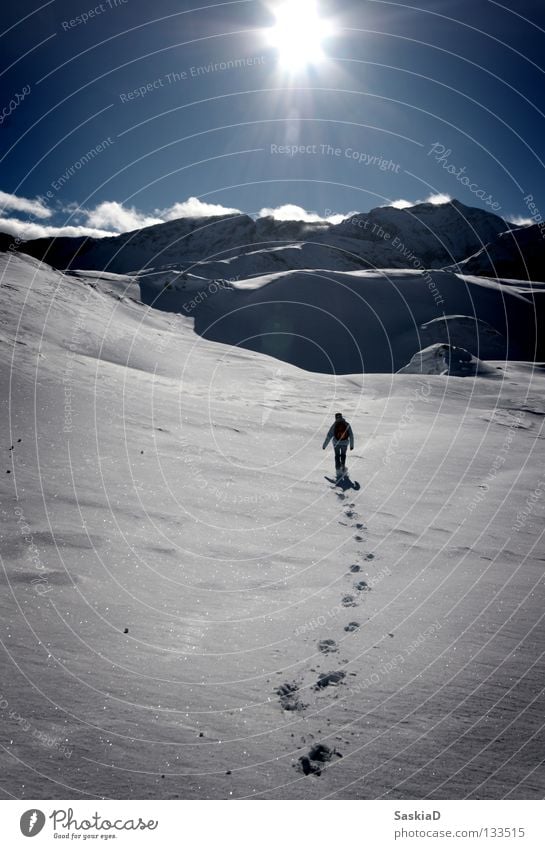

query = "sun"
[267,0,333,71]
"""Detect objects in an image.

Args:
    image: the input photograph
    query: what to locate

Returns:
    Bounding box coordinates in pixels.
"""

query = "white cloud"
[159,197,241,219]
[509,216,533,227]
[0,217,113,241]
[0,196,369,241]
[426,193,452,205]
[84,201,162,232]
[61,201,85,216]
[0,191,51,219]
[258,204,326,222]
[389,193,452,210]
[0,197,244,242]
[324,212,353,225]
[78,198,241,233]
[257,204,353,224]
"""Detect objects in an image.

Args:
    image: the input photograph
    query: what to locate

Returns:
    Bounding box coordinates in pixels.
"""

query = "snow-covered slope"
[336,199,509,267]
[397,344,497,376]
[3,199,511,278]
[1,252,544,800]
[141,267,539,373]
[419,315,508,359]
[456,223,545,281]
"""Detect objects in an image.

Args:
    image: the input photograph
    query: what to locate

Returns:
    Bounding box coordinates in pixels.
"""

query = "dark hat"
[335,412,343,419]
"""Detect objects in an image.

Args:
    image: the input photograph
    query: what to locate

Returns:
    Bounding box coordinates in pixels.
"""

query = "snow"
[145,268,539,373]
[338,199,508,267]
[419,315,507,359]
[457,223,545,282]
[1,252,544,799]
[396,344,496,376]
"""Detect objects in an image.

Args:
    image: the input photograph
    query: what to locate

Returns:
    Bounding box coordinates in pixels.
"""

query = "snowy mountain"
[335,199,509,268]
[455,222,545,281]
[0,199,511,278]
[2,199,541,374]
[2,250,544,800]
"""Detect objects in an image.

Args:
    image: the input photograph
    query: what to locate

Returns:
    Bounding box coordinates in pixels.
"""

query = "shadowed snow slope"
[419,315,507,359]
[1,252,544,800]
[142,268,540,373]
[457,223,545,282]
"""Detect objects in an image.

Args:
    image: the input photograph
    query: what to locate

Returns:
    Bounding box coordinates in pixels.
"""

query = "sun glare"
[268,1,333,70]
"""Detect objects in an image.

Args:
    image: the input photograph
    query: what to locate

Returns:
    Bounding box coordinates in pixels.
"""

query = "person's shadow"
[324,475,360,491]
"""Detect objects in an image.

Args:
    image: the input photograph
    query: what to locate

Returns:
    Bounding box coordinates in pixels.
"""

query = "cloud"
[509,216,533,227]
[0,217,113,241]
[426,193,452,205]
[84,201,162,232]
[159,197,241,219]
[0,197,246,242]
[60,201,85,216]
[257,204,352,224]
[79,198,241,233]
[389,193,453,210]
[323,212,353,225]
[0,191,51,219]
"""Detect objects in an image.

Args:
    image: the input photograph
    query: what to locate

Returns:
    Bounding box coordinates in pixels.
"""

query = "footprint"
[354,581,370,592]
[354,535,364,542]
[344,622,360,632]
[275,682,307,712]
[309,743,336,762]
[297,755,321,776]
[314,670,346,690]
[318,639,338,654]
[349,564,361,573]
[297,743,342,776]
[344,509,356,519]
[364,553,375,561]
[341,594,357,607]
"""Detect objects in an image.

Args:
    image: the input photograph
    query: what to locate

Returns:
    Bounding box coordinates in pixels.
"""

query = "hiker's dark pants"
[334,445,347,470]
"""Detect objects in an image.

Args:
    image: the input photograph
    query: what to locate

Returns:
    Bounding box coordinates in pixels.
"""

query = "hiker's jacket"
[323,420,354,450]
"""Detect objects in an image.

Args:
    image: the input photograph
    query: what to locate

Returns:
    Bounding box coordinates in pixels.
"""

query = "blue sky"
[1,0,544,238]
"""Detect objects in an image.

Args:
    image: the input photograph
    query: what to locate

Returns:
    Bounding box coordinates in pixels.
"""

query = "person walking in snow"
[323,412,354,477]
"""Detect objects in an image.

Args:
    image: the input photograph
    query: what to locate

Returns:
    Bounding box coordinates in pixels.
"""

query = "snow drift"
[419,315,508,359]
[397,344,496,376]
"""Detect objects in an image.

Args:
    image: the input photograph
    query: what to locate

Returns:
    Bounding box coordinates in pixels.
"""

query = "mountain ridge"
[0,199,518,278]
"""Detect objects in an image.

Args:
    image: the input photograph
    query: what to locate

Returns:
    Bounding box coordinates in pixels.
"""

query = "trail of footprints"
[275,499,382,777]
